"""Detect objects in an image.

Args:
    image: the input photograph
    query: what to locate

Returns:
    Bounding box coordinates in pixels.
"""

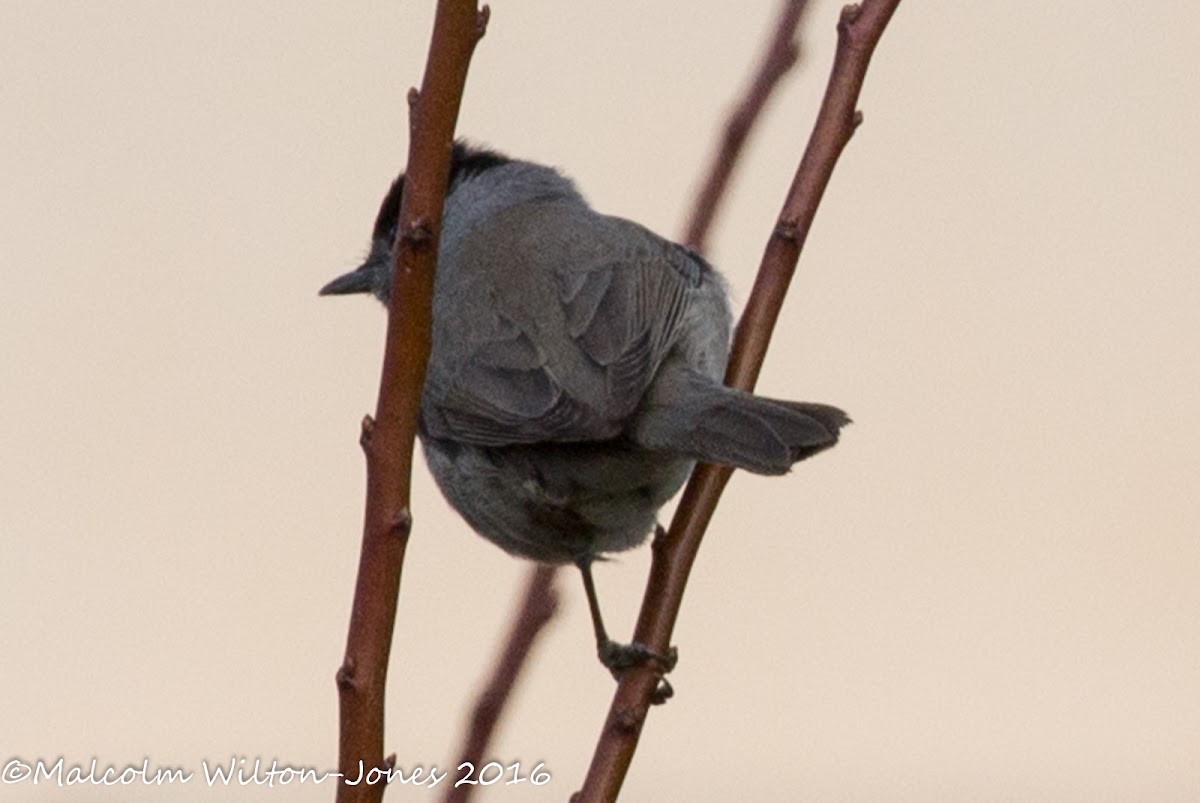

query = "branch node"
[611,705,645,736]
[407,87,421,109]
[839,3,863,31]
[383,753,397,772]
[359,415,376,451]
[335,659,357,692]
[650,523,674,563]
[476,6,491,40]
[852,109,864,129]
[773,219,802,243]
[391,508,414,538]
[403,218,434,246]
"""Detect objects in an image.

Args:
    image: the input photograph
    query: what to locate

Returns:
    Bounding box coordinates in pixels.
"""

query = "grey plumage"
[321,144,848,567]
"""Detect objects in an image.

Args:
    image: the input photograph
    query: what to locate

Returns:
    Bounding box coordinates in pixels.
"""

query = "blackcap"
[321,143,848,687]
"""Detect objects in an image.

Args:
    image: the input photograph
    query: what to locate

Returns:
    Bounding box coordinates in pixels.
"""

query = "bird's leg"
[576,556,677,704]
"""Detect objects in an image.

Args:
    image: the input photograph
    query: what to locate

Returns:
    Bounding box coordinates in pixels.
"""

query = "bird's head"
[319,142,510,305]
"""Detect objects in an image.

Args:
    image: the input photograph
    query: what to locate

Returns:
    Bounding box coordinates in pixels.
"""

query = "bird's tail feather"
[632,372,849,475]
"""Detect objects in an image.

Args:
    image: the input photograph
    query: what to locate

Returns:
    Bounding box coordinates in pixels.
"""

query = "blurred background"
[2,1,1197,800]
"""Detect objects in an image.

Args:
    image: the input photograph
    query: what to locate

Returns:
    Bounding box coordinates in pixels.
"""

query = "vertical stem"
[335,4,490,802]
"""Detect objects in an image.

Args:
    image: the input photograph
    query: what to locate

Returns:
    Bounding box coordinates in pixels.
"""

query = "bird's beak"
[318,266,374,296]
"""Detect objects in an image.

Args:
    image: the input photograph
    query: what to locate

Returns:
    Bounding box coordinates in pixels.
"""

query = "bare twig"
[441,565,560,803]
[682,0,811,254]
[574,2,903,800]
[335,4,489,802]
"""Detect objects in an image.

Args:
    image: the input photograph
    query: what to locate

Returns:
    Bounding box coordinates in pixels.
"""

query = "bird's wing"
[421,241,706,446]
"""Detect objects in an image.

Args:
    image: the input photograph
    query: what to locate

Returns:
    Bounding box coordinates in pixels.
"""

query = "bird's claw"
[597,639,678,705]
[597,639,677,674]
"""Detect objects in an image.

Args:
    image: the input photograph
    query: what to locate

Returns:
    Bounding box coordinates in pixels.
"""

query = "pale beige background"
[2,2,1197,801]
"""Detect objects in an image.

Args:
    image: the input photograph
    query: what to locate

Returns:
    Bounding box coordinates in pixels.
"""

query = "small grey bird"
[321,143,848,683]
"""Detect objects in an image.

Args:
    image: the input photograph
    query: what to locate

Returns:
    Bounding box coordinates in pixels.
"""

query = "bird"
[321,142,848,689]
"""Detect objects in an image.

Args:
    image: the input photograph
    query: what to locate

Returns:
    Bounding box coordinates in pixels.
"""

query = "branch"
[335,4,489,802]
[574,2,902,800]
[441,565,560,803]
[682,0,811,254]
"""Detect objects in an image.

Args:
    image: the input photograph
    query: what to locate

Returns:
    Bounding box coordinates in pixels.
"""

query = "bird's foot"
[597,639,678,704]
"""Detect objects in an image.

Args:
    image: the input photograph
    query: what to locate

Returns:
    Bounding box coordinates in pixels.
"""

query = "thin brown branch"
[681,0,811,254]
[336,4,489,803]
[574,2,903,800]
[441,565,560,803]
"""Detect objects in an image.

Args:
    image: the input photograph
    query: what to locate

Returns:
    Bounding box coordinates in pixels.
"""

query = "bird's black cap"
[320,141,510,297]
[370,142,511,241]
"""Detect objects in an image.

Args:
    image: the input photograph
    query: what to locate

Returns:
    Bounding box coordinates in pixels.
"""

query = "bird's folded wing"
[422,246,704,446]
